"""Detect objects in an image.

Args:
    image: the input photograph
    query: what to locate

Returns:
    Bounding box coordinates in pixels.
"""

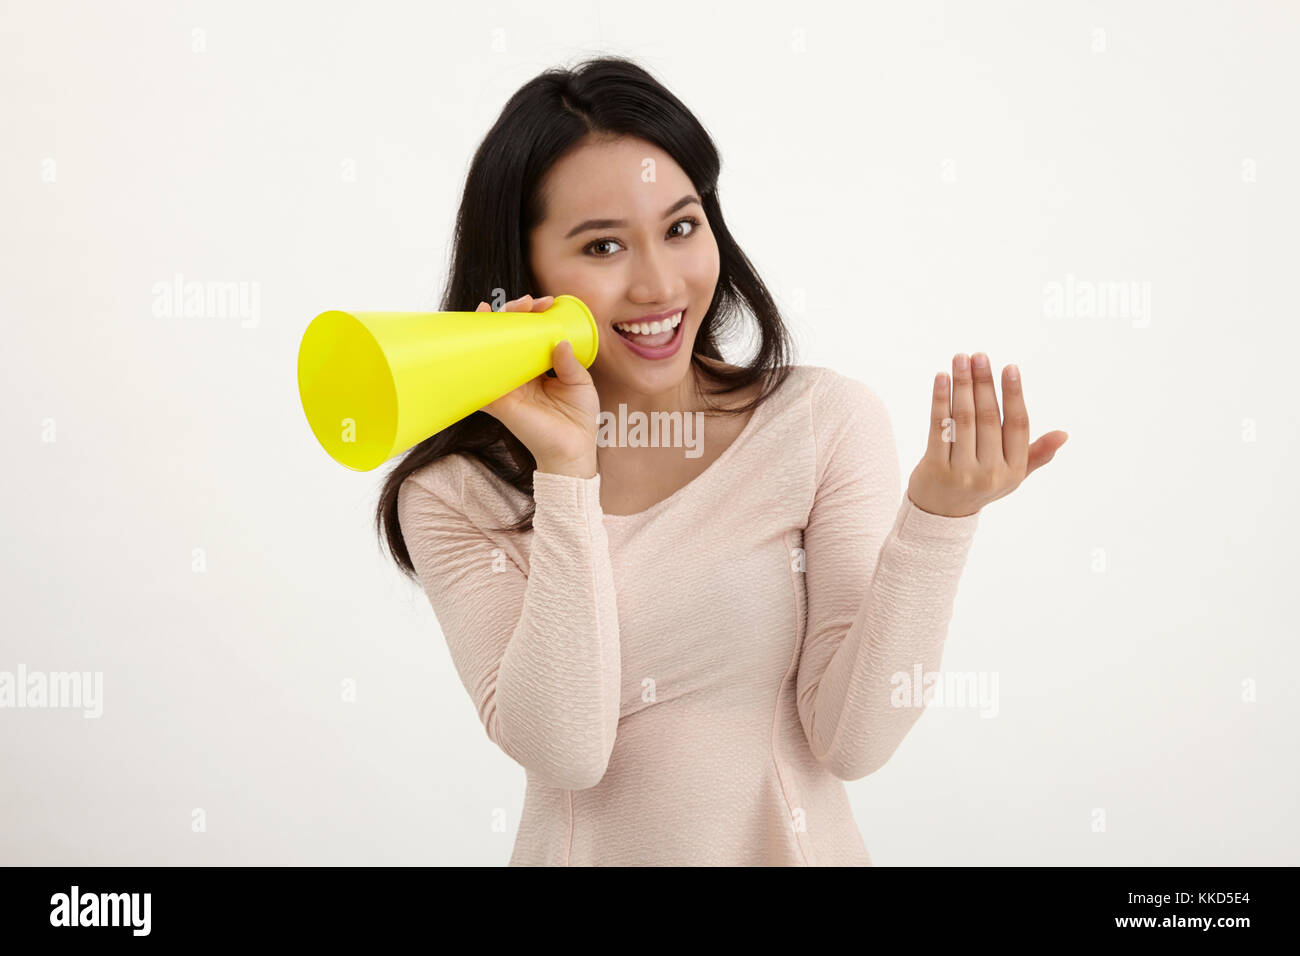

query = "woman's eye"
[584,217,701,258]
[586,238,624,257]
[668,217,698,239]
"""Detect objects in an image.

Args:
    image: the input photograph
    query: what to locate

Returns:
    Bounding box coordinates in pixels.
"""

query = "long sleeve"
[397,459,623,791]
[796,370,979,781]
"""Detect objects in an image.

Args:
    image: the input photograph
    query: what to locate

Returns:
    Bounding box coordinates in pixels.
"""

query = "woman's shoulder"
[778,365,892,449]
[695,358,824,404]
[748,363,886,416]
[399,453,468,511]
[399,453,531,536]
[691,361,884,429]
[797,364,885,408]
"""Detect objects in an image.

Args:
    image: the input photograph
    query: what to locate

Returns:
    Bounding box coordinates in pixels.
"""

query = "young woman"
[376,56,1067,866]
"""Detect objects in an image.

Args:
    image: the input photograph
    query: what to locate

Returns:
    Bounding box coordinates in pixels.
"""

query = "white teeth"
[614,311,682,335]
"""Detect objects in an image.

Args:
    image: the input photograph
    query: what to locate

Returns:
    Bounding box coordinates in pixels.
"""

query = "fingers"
[1001,364,1029,475]
[484,293,556,313]
[479,294,571,387]
[950,353,976,467]
[551,339,586,384]
[970,352,1003,468]
[502,296,567,380]
[926,370,953,466]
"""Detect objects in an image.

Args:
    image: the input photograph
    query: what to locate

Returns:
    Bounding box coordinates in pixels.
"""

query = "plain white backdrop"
[2,0,1297,865]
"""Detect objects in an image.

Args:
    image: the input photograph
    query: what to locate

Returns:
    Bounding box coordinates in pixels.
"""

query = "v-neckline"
[599,378,784,521]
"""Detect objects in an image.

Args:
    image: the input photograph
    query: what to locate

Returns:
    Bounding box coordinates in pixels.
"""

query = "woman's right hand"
[478,293,600,479]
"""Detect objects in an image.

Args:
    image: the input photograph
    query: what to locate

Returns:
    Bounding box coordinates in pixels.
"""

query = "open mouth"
[612,309,684,351]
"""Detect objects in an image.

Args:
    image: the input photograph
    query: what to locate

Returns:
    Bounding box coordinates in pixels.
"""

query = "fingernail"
[1007,363,1019,381]
[972,352,988,370]
[954,353,969,372]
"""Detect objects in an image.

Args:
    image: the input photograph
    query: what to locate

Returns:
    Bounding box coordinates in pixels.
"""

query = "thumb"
[1025,430,1069,478]
[551,340,590,386]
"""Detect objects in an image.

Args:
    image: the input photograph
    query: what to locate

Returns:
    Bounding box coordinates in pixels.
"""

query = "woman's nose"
[628,242,676,303]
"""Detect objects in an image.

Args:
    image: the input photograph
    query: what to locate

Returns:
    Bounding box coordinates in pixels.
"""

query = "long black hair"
[377,55,796,577]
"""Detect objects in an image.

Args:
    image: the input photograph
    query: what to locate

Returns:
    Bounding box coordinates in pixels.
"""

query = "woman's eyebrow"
[563,194,701,239]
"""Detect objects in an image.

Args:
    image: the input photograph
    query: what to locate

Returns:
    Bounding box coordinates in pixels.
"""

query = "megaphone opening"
[297,310,399,472]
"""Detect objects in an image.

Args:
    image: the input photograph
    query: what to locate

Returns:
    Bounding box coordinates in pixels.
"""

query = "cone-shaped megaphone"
[297,294,598,471]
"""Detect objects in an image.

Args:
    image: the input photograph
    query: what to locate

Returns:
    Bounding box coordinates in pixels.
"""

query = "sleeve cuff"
[891,494,981,542]
[532,468,603,513]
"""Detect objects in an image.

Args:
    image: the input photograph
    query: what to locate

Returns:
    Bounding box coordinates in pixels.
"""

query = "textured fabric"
[397,365,980,865]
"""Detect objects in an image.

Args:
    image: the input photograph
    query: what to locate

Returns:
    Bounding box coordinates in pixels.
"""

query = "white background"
[2,0,1296,865]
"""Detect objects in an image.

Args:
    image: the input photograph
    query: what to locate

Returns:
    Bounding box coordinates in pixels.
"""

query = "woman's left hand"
[905,352,1068,518]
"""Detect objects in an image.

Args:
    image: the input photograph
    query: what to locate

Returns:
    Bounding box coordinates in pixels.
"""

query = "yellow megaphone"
[297,294,598,471]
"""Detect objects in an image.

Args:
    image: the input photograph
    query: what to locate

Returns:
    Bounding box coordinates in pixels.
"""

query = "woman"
[377,56,1067,865]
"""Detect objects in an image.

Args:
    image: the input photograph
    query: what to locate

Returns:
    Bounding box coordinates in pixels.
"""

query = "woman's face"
[528,134,720,402]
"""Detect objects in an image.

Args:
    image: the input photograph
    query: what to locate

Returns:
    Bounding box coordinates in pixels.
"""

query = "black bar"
[0,865,1281,941]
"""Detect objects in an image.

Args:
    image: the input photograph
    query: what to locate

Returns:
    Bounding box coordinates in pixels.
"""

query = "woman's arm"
[398,460,622,790]
[796,371,979,781]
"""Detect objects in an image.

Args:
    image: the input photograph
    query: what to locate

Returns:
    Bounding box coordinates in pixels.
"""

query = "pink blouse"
[398,365,979,865]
